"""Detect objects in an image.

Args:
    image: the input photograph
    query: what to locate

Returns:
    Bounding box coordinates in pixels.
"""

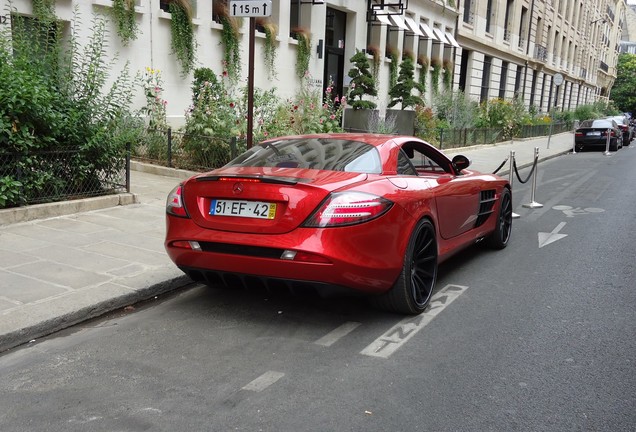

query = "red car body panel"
[165,133,510,295]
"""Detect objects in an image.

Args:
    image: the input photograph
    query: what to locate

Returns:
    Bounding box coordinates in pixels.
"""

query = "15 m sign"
[229,0,272,17]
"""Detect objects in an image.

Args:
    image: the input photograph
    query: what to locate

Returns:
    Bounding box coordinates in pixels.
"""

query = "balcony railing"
[599,61,609,72]
[534,45,548,61]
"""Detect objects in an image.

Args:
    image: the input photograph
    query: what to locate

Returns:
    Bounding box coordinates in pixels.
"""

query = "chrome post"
[522,147,544,209]
[604,128,612,156]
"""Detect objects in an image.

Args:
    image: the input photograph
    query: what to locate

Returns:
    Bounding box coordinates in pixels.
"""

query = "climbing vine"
[112,0,138,46]
[169,0,196,77]
[292,27,311,79]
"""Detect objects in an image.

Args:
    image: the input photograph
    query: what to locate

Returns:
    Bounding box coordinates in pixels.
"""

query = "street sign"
[229,1,272,17]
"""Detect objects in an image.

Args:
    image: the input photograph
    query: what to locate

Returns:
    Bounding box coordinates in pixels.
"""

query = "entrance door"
[323,7,346,100]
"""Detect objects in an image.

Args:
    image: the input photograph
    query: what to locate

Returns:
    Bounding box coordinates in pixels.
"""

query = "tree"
[610,53,636,113]
[388,55,424,110]
[347,50,377,109]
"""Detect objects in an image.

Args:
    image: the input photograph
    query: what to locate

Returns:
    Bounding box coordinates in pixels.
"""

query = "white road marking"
[242,371,285,392]
[538,222,568,248]
[360,284,469,359]
[314,321,361,347]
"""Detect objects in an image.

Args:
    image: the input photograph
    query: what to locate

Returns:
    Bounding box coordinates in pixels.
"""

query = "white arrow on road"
[538,222,568,248]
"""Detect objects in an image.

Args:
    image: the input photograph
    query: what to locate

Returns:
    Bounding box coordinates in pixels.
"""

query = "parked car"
[574,119,623,151]
[606,115,633,145]
[164,134,513,315]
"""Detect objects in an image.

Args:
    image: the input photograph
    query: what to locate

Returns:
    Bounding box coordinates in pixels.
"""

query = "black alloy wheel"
[486,188,512,249]
[373,219,438,314]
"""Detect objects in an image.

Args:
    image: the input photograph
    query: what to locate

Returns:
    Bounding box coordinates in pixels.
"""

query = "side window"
[397,150,418,176]
[404,143,452,174]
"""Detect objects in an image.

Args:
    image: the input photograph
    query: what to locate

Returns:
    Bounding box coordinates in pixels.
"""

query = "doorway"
[323,7,346,100]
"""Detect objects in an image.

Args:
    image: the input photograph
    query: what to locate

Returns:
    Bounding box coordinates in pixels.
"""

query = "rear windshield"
[225,138,382,174]
[581,120,613,128]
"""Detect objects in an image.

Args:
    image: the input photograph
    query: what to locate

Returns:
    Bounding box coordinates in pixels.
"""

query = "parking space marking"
[360,284,469,359]
[314,321,361,347]
[242,371,285,392]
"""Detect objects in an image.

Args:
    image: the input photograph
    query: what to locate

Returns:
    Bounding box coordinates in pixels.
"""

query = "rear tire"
[372,219,438,315]
[485,188,512,249]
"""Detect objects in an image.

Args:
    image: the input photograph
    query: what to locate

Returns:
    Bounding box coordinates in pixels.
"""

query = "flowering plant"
[140,67,168,130]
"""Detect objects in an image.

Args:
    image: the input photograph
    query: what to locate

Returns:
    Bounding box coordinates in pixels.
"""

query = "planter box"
[343,108,380,133]
[386,109,416,135]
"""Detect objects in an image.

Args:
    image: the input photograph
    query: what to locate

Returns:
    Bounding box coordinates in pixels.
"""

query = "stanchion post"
[604,128,611,156]
[508,150,521,219]
[522,147,544,209]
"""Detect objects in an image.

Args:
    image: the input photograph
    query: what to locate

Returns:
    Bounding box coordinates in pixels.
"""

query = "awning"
[403,16,424,37]
[375,14,392,26]
[445,31,460,48]
[432,27,449,44]
[419,22,437,40]
[389,14,410,32]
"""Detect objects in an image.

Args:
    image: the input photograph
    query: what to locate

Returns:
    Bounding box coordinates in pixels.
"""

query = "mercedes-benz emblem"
[232,182,243,195]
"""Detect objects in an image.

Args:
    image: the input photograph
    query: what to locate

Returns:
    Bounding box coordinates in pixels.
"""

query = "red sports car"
[165,134,512,314]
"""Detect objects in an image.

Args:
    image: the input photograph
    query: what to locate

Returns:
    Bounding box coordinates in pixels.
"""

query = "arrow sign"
[538,222,568,248]
[229,0,272,17]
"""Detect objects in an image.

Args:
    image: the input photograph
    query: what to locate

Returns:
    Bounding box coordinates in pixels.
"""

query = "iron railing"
[0,146,129,209]
[132,128,246,171]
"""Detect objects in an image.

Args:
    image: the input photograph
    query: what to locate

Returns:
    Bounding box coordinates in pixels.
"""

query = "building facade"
[3,0,625,125]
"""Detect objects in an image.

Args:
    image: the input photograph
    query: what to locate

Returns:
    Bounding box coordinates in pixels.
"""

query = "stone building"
[3,0,625,125]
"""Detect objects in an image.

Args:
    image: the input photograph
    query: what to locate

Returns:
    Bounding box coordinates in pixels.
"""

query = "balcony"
[534,45,547,61]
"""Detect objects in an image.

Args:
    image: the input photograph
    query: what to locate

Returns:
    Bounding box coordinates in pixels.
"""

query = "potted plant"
[387,53,424,134]
[343,49,379,132]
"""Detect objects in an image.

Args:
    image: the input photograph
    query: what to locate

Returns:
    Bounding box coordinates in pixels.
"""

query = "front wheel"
[372,219,438,314]
[485,188,512,249]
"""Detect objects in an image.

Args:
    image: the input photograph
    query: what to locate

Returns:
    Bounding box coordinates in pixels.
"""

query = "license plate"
[210,199,276,219]
[587,131,601,136]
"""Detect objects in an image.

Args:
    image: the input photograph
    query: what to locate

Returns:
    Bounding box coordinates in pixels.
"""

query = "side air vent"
[475,190,497,227]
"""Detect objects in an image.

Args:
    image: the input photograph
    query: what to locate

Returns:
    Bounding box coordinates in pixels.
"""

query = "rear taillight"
[166,184,190,218]
[303,192,393,228]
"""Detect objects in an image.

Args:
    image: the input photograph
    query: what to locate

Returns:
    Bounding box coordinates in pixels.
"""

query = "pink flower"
[163,100,168,106]
[229,102,235,108]
[326,87,332,93]
[222,71,228,77]
[330,114,335,120]
[323,103,328,109]
[334,96,339,103]
[320,119,324,124]
[350,82,356,88]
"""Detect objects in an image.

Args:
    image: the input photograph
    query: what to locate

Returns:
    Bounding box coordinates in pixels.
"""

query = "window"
[499,61,509,98]
[485,0,493,33]
[480,56,492,103]
[463,0,474,25]
[161,0,197,17]
[514,65,523,97]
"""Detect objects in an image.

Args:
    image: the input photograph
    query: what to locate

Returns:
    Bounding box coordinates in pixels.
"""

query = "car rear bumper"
[165,211,417,294]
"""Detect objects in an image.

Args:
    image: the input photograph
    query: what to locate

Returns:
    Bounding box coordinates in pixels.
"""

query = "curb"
[0,193,138,226]
[0,275,193,354]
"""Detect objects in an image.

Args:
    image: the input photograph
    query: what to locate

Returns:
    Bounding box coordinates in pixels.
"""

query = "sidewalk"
[0,132,575,353]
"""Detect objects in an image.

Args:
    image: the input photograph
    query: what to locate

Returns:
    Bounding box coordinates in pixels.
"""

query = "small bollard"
[508,150,521,219]
[522,147,544,209]
[604,128,612,156]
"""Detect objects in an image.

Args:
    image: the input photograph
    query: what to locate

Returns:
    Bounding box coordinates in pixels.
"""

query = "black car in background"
[606,115,633,145]
[574,119,623,152]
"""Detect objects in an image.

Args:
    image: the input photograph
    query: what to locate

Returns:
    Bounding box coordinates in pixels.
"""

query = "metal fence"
[437,122,572,149]
[132,128,246,171]
[0,146,129,209]
[131,123,574,171]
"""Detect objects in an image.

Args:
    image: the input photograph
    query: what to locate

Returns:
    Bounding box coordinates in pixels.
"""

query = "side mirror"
[452,154,471,172]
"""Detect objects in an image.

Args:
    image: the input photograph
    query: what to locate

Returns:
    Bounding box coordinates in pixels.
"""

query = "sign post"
[229,1,272,148]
